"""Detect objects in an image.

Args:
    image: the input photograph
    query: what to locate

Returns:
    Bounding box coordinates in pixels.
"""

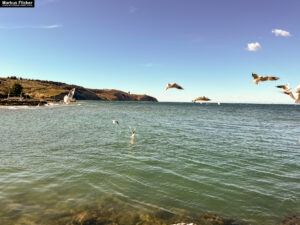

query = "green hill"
[0,77,158,102]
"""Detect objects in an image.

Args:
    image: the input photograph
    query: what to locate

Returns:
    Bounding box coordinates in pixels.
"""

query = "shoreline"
[0,99,48,106]
[2,198,299,225]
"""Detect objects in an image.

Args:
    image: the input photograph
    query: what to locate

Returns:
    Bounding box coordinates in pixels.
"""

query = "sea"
[0,101,299,225]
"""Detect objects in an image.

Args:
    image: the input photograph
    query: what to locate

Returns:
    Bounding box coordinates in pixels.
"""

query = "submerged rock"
[281,215,300,225]
[68,196,244,225]
[70,209,243,225]
[196,212,243,225]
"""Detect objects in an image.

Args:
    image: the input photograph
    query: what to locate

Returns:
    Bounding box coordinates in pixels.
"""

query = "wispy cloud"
[40,24,62,29]
[247,42,261,52]
[129,6,138,14]
[272,29,291,37]
[0,24,62,29]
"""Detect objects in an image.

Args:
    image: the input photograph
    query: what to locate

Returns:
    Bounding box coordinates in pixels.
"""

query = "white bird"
[276,84,300,103]
[129,126,136,144]
[165,83,184,91]
[112,120,119,125]
[64,88,76,104]
[252,73,279,84]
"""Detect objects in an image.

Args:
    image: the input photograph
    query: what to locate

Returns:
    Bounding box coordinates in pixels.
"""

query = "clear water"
[0,102,300,225]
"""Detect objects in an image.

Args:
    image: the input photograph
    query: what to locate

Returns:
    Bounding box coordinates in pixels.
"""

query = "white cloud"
[40,24,62,29]
[247,42,261,52]
[0,24,62,29]
[272,29,291,37]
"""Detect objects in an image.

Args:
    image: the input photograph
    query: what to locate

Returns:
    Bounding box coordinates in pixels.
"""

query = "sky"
[0,0,300,103]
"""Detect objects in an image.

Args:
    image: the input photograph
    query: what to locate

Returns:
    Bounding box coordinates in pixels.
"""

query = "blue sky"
[0,0,299,103]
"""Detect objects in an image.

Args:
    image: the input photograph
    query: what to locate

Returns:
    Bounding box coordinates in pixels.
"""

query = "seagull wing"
[173,83,184,90]
[260,76,268,81]
[284,90,296,100]
[67,88,75,98]
[193,96,211,102]
[252,73,259,79]
[192,97,200,102]
[276,85,289,91]
[295,84,300,93]
[266,76,279,81]
[295,93,300,103]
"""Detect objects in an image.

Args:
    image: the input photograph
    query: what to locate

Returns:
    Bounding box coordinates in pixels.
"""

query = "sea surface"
[0,101,299,225]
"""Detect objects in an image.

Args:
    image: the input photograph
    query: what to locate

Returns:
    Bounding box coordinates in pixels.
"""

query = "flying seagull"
[112,120,119,125]
[276,84,300,103]
[252,73,279,84]
[64,88,76,104]
[165,83,184,91]
[192,96,211,103]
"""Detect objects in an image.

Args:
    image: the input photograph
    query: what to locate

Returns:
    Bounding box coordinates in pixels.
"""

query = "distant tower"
[128,91,131,95]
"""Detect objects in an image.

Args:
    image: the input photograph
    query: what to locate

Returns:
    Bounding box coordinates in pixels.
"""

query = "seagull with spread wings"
[64,88,76,104]
[192,96,211,103]
[276,84,300,103]
[165,83,184,91]
[252,73,279,84]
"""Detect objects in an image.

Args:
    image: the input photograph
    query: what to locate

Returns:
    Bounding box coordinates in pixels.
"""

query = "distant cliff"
[0,77,158,102]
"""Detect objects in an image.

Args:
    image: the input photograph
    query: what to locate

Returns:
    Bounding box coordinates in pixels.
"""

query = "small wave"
[0,105,34,110]
[45,103,61,107]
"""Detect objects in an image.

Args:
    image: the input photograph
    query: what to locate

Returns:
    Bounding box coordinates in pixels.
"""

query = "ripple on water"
[0,102,300,225]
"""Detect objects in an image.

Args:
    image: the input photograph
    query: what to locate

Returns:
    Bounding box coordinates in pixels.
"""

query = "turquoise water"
[0,102,300,224]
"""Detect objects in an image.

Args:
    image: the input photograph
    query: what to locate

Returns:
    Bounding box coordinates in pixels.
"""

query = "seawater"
[0,102,300,224]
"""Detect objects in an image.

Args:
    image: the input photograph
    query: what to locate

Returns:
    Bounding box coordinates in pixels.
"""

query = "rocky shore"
[68,207,300,225]
[5,195,300,225]
[281,215,300,225]
[69,210,244,225]
[0,99,47,106]
[65,197,244,225]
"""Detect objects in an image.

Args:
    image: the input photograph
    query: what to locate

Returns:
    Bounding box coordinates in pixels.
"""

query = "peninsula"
[0,77,158,105]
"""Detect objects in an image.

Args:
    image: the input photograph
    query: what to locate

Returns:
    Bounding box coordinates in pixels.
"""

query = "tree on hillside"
[10,83,23,96]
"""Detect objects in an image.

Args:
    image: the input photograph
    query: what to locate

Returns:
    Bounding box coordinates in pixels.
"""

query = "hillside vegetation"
[0,77,158,102]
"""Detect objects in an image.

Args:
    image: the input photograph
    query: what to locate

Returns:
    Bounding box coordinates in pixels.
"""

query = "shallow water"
[0,102,300,224]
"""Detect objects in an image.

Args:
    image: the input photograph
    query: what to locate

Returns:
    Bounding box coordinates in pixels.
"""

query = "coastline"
[2,195,298,225]
[0,77,158,103]
[0,99,48,106]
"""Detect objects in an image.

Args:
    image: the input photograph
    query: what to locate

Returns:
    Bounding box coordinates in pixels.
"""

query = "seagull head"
[165,83,170,90]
